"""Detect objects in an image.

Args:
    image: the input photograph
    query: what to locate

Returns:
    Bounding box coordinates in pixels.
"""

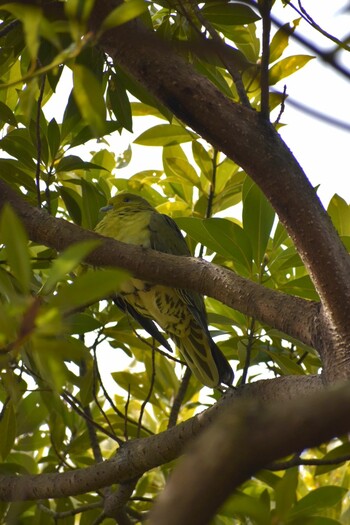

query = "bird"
[95,191,234,388]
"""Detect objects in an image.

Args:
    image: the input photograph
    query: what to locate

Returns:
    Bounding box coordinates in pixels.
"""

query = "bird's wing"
[149,213,191,256]
[149,212,209,331]
[112,295,173,353]
[150,212,233,386]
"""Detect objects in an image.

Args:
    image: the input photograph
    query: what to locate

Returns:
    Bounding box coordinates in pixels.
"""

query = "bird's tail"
[209,339,234,386]
[172,323,233,388]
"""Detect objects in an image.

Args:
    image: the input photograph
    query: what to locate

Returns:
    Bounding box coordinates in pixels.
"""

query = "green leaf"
[327,194,350,236]
[65,0,95,21]
[58,186,82,225]
[131,101,167,120]
[269,55,314,85]
[61,90,81,141]
[47,118,61,160]
[90,148,116,173]
[134,124,197,146]
[315,442,350,476]
[6,452,38,474]
[192,141,212,179]
[265,351,305,376]
[66,313,101,335]
[101,0,147,30]
[163,157,200,188]
[78,358,94,406]
[69,121,121,149]
[243,178,275,266]
[288,486,347,519]
[0,159,36,193]
[51,268,130,311]
[16,391,48,435]
[114,66,171,119]
[220,24,260,63]
[176,217,252,273]
[270,19,301,63]
[108,73,133,132]
[0,132,36,169]
[0,204,31,294]
[272,221,289,249]
[116,145,132,169]
[0,101,17,127]
[73,64,106,137]
[0,401,16,460]
[201,3,260,25]
[56,155,105,173]
[280,275,319,301]
[221,492,270,525]
[41,240,101,295]
[30,337,72,391]
[275,468,298,519]
[0,267,17,301]
[1,4,42,60]
[80,179,107,229]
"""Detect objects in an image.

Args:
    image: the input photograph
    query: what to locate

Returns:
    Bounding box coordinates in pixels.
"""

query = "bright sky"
[44,2,350,208]
[272,1,350,205]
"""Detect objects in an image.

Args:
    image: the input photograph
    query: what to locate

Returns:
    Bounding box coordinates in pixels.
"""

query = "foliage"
[0,1,349,524]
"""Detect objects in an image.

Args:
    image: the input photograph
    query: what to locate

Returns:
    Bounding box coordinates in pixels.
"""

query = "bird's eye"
[123,197,130,203]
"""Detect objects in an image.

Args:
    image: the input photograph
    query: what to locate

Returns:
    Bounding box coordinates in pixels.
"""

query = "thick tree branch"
[0,180,319,349]
[0,375,323,502]
[149,379,350,525]
[88,0,350,380]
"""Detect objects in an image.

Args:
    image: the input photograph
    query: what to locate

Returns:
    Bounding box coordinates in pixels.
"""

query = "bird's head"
[100,192,154,214]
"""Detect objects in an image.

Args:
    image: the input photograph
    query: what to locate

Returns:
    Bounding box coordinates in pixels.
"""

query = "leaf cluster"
[0,1,349,524]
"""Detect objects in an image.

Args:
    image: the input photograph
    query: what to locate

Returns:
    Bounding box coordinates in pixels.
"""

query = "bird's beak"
[100,204,113,213]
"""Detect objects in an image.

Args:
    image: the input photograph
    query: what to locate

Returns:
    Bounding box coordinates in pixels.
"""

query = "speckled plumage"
[95,192,233,388]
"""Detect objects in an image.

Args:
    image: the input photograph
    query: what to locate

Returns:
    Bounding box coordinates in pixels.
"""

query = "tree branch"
[0,375,323,502]
[149,379,350,525]
[0,179,319,350]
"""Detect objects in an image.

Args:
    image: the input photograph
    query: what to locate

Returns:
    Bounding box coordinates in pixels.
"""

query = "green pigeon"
[95,192,234,388]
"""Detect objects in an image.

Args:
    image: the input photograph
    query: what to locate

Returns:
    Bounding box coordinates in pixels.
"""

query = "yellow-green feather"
[95,192,233,388]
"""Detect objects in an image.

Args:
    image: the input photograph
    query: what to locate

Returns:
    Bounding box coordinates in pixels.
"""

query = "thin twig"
[61,390,120,442]
[104,479,139,524]
[274,84,287,126]
[137,343,156,438]
[80,355,105,463]
[244,0,350,80]
[199,148,218,258]
[50,433,76,471]
[84,404,104,463]
[187,0,251,107]
[280,92,350,132]
[124,384,131,441]
[93,343,153,437]
[91,342,118,440]
[38,501,102,519]
[241,318,256,384]
[92,513,107,525]
[291,0,350,52]
[167,367,192,429]
[35,73,46,209]
[259,0,272,120]
[270,453,350,471]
